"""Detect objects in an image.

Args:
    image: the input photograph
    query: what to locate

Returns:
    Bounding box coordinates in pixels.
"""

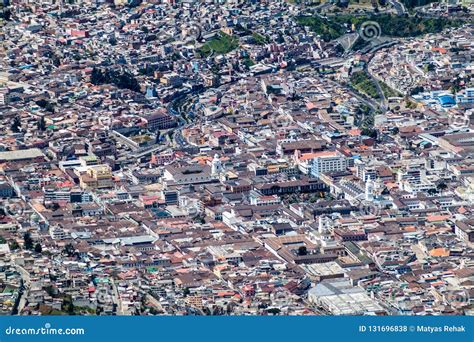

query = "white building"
[308,151,347,177]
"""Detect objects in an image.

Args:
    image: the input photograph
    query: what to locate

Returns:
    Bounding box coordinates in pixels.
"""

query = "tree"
[450,79,462,94]
[9,240,20,251]
[267,308,281,315]
[128,0,142,7]
[2,9,11,21]
[194,214,206,224]
[35,99,55,112]
[52,55,61,67]
[423,63,435,72]
[34,243,42,253]
[298,246,308,256]
[44,102,55,113]
[410,86,424,95]
[63,296,75,315]
[362,128,378,139]
[405,100,417,109]
[37,116,46,131]
[90,67,140,92]
[91,67,105,85]
[437,182,448,191]
[23,232,34,250]
[63,243,75,257]
[11,116,21,133]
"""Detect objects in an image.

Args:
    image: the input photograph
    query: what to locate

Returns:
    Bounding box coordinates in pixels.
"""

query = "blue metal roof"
[437,95,455,105]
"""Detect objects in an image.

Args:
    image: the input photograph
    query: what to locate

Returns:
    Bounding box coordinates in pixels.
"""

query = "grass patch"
[296,16,347,41]
[242,57,255,68]
[350,71,380,99]
[199,32,239,57]
[296,14,463,42]
[252,32,270,45]
[400,0,438,8]
[380,81,401,98]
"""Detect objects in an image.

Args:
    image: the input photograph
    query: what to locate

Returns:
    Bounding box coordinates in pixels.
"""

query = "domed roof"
[30,212,40,222]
